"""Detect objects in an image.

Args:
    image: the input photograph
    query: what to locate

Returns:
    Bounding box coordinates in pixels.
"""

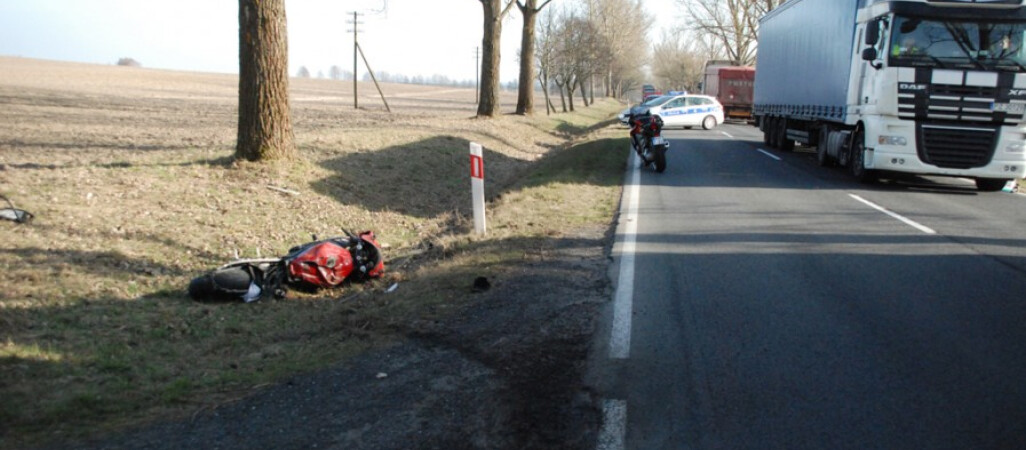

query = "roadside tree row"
[530,0,650,114]
[652,0,784,92]
[511,0,784,114]
[237,0,785,161]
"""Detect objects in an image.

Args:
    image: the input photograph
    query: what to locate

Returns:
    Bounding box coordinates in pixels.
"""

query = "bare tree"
[578,76,590,107]
[748,0,784,33]
[476,0,516,117]
[677,0,784,65]
[328,65,346,80]
[554,72,569,112]
[237,0,296,162]
[116,57,141,67]
[514,0,554,115]
[296,66,311,78]
[551,11,578,111]
[535,8,558,115]
[572,6,602,108]
[584,0,648,99]
[555,12,597,112]
[535,0,647,110]
[651,31,707,92]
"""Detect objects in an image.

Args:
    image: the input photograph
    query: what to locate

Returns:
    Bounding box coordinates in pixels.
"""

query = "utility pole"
[347,11,363,109]
[347,10,391,113]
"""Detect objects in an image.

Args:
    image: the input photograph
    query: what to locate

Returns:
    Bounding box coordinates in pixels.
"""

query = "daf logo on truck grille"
[899,83,928,92]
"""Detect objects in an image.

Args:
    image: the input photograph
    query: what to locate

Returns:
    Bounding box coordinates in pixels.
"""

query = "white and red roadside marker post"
[469,142,486,235]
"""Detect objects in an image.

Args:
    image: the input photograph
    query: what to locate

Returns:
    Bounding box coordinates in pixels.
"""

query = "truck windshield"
[889,16,1026,72]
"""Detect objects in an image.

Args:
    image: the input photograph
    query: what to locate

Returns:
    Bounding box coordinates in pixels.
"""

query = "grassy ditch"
[0,58,628,448]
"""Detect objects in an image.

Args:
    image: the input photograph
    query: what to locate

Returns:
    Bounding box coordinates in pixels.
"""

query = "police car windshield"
[889,15,1026,72]
[641,95,673,107]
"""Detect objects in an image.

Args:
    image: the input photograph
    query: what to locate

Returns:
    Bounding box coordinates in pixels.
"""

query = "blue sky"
[0,0,678,82]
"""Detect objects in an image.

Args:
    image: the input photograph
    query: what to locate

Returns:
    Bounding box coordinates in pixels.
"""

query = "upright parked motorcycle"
[629,112,669,173]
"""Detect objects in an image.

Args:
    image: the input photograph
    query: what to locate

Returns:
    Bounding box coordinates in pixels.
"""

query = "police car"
[642,92,724,130]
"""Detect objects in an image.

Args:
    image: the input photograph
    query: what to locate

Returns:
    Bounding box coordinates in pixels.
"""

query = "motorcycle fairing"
[287,241,355,287]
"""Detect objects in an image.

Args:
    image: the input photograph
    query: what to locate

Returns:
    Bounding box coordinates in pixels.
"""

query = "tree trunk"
[515,3,537,115]
[606,69,613,98]
[514,0,551,115]
[578,77,589,107]
[562,78,570,112]
[589,73,595,104]
[236,0,296,162]
[478,0,511,117]
[566,77,576,112]
[538,71,553,115]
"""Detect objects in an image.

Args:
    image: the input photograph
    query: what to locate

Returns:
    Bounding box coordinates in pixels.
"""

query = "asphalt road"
[596,122,1026,449]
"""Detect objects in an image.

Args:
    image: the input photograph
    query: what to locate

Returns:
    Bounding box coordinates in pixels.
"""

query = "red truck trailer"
[713,66,755,121]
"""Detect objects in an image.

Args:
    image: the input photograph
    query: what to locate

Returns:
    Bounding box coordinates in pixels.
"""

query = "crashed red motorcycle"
[629,111,669,173]
[188,230,384,302]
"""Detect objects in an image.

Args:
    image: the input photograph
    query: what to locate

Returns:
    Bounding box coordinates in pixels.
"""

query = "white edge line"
[721,131,734,139]
[757,148,782,161]
[849,194,937,235]
[598,399,627,450]
[610,151,637,360]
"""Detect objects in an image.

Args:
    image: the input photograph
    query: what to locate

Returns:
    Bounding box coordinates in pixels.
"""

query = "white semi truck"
[753,0,1026,191]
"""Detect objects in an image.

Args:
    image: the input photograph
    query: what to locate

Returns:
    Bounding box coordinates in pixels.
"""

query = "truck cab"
[856,0,1026,189]
[754,0,1026,190]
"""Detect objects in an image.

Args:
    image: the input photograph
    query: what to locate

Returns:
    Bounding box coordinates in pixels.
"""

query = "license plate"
[651,136,666,145]
[992,102,1026,114]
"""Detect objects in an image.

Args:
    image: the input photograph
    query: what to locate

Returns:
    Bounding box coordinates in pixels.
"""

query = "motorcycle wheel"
[654,148,667,173]
[188,266,256,302]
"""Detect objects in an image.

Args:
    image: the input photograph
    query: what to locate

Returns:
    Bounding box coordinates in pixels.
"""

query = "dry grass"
[0,56,627,448]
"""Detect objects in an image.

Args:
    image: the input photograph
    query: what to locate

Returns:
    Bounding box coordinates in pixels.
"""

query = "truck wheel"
[816,128,833,167]
[778,119,795,152]
[760,117,771,145]
[975,178,1009,192]
[780,136,795,152]
[767,117,780,148]
[702,115,717,130]
[850,130,877,183]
